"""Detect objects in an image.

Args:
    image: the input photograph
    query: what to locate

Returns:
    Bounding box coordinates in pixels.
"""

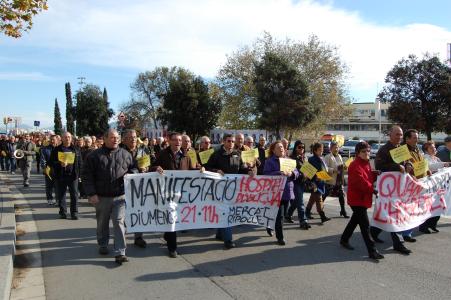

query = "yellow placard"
[58,151,75,164]
[137,155,151,169]
[199,148,214,165]
[265,149,270,158]
[300,161,318,179]
[241,150,256,164]
[279,158,297,173]
[389,145,412,164]
[316,170,332,181]
[345,157,354,168]
[413,160,428,177]
[254,148,259,158]
[45,166,52,180]
[186,149,198,166]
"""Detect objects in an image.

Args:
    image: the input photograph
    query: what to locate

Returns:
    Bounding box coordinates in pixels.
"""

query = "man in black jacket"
[49,132,81,219]
[205,133,253,249]
[370,126,413,255]
[82,128,136,265]
[40,135,58,205]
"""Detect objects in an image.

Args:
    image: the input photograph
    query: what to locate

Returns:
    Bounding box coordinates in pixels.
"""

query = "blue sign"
[34,121,40,127]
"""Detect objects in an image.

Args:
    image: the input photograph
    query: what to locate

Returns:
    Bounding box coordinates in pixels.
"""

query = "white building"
[325,101,447,142]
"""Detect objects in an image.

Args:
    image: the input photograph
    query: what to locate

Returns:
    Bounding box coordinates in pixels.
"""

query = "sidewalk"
[0,172,16,300]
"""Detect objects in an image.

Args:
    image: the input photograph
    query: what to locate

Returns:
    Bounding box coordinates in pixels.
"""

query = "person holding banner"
[305,143,331,223]
[83,128,137,264]
[49,132,81,220]
[340,141,384,260]
[323,142,349,218]
[151,132,199,258]
[437,136,451,163]
[423,141,450,173]
[264,141,299,245]
[205,133,253,249]
[40,135,58,205]
[257,136,267,175]
[371,126,412,255]
[286,140,310,230]
[121,129,150,248]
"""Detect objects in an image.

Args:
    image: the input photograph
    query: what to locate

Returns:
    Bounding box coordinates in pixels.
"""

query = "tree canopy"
[65,82,74,134]
[0,0,48,38]
[53,98,62,135]
[378,54,451,140]
[75,84,114,136]
[216,32,350,134]
[254,51,313,138]
[158,68,222,141]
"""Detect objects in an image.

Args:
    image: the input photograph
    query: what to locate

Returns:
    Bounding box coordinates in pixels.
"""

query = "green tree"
[378,54,451,140]
[65,82,75,134]
[53,98,62,135]
[0,0,48,38]
[254,51,313,138]
[128,67,179,129]
[158,69,222,141]
[75,84,114,136]
[216,33,350,134]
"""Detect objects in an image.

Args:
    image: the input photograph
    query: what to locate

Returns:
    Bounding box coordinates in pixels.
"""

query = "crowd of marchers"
[1,128,450,265]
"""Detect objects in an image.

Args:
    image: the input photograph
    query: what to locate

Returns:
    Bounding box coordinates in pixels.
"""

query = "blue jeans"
[402,229,413,238]
[7,157,16,172]
[294,183,306,222]
[216,227,233,243]
[0,156,5,170]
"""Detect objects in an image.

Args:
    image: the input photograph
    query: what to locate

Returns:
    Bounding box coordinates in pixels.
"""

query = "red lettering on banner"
[379,173,398,197]
[373,201,389,224]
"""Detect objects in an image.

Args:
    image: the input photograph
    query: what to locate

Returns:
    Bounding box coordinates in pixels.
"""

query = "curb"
[0,173,16,300]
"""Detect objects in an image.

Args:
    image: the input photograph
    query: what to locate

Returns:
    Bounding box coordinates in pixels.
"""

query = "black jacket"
[205,146,249,174]
[49,144,81,180]
[82,146,137,197]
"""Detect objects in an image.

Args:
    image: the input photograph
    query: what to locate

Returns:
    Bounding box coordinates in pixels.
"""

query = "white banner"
[124,171,287,233]
[371,168,451,232]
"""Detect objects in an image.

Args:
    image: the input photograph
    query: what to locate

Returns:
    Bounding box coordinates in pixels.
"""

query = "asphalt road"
[7,170,451,300]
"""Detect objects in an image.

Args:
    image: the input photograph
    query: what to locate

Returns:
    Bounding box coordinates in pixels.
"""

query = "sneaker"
[284,216,294,223]
[23,183,29,187]
[403,236,416,243]
[134,237,147,248]
[11,171,15,175]
[98,247,109,255]
[168,250,178,258]
[71,214,79,220]
[299,222,310,230]
[224,241,236,249]
[115,255,129,265]
[393,246,412,255]
[277,239,286,246]
[266,228,273,237]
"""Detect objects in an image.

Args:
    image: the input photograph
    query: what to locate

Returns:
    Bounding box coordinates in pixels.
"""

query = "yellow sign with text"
[389,145,412,163]
[345,157,354,168]
[300,161,317,179]
[137,155,151,169]
[58,152,75,164]
[265,149,270,158]
[241,150,257,164]
[186,150,198,166]
[316,170,332,181]
[279,158,297,174]
[44,166,52,180]
[413,160,428,177]
[254,148,259,158]
[199,148,214,165]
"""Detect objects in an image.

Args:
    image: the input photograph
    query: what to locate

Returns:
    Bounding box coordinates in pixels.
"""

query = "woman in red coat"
[340,141,384,260]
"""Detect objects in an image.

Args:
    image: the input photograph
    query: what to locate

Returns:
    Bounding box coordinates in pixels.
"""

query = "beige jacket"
[324,153,344,186]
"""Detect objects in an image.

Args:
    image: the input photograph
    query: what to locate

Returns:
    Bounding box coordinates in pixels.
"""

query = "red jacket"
[347,157,376,208]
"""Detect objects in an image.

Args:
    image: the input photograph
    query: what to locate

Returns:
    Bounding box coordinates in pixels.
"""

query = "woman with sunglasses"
[263,141,299,245]
[340,141,384,260]
[286,140,311,229]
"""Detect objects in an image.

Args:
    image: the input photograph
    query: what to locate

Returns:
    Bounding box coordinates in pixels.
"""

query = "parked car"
[370,143,384,158]
[339,140,363,157]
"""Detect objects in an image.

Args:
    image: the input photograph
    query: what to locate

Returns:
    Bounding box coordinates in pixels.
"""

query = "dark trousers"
[56,178,79,215]
[275,202,288,241]
[420,216,440,230]
[44,175,55,201]
[164,232,177,252]
[370,226,403,248]
[0,156,5,170]
[341,206,375,253]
